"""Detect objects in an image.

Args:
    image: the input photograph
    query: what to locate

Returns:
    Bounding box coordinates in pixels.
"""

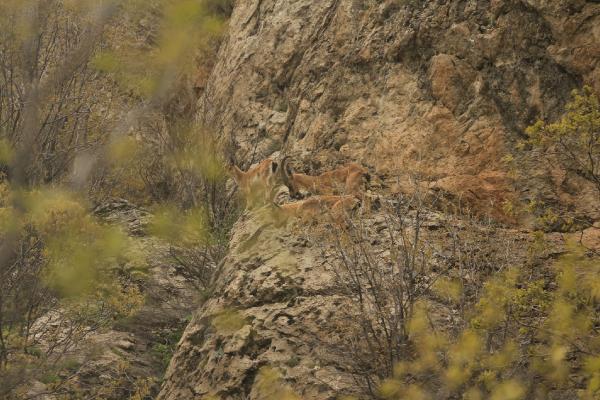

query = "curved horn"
[280,156,293,183]
[279,156,300,199]
[281,156,292,179]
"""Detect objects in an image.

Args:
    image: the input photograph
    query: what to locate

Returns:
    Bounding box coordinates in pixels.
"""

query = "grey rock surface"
[158,208,357,399]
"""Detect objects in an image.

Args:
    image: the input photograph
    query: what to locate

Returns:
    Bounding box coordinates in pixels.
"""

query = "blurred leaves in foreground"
[150,203,209,247]
[0,0,233,397]
[94,0,229,100]
[376,241,600,400]
[0,182,145,397]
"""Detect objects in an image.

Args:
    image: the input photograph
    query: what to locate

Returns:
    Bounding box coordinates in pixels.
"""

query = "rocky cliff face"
[157,209,358,399]
[158,203,541,399]
[199,0,599,218]
[159,0,600,398]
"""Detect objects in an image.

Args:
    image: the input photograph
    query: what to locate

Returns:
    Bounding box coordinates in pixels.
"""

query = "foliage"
[310,168,600,399]
[0,0,233,398]
[376,240,600,399]
[151,323,188,371]
[501,86,600,231]
[0,184,144,398]
[253,366,301,400]
[7,2,599,400]
[524,86,600,194]
[88,0,232,207]
[0,0,114,186]
[87,0,239,282]
[95,0,226,101]
[320,191,432,393]
[316,182,515,396]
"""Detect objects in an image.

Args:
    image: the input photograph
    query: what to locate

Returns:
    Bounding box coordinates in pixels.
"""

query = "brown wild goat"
[230,157,284,206]
[272,195,360,226]
[280,157,370,199]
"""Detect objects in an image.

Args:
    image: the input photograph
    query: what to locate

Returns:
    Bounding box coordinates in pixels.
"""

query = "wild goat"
[280,157,370,199]
[271,194,360,225]
[229,157,284,206]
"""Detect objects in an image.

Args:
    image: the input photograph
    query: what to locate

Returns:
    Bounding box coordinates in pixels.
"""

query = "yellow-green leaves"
[108,136,138,164]
[379,379,403,399]
[485,340,519,371]
[24,189,86,229]
[150,205,208,247]
[489,380,525,400]
[44,224,128,298]
[379,237,600,399]
[165,0,205,26]
[167,124,227,183]
[253,366,301,400]
[524,86,600,192]
[432,276,463,303]
[94,0,228,100]
[23,189,130,299]
[472,267,518,330]
[379,380,428,400]
[406,301,448,375]
[92,51,120,73]
[444,330,483,389]
[1,186,141,304]
[584,356,600,398]
[0,138,14,165]
[107,284,145,318]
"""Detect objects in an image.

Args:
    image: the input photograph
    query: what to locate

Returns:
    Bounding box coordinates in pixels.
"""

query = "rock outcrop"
[158,208,358,399]
[159,0,600,398]
[157,199,547,399]
[198,0,599,219]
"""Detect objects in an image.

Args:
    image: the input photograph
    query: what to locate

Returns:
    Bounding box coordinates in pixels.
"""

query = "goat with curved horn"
[229,157,286,208]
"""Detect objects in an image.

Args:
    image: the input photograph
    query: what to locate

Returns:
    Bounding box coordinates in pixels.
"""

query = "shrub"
[524,86,600,195]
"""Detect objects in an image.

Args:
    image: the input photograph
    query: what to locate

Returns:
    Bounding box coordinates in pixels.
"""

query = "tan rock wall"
[198,0,598,219]
[159,1,600,398]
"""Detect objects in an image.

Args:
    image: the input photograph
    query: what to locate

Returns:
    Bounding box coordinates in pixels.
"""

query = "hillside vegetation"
[1,1,599,400]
